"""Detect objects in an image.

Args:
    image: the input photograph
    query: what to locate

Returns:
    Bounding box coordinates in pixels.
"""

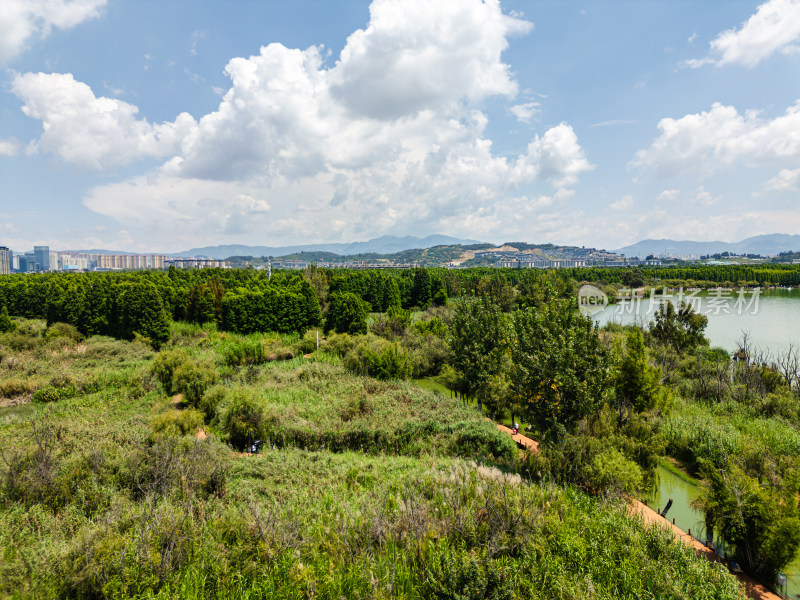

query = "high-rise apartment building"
[0,246,11,275]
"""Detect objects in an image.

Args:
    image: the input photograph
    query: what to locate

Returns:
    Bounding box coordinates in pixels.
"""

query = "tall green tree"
[325,292,370,335]
[119,282,171,348]
[701,463,800,584]
[650,300,708,353]
[409,268,432,309]
[449,298,508,414]
[511,299,611,439]
[0,305,14,332]
[617,327,663,411]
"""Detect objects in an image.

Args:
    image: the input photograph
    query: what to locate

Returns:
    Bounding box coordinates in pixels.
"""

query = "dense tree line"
[1,262,798,346]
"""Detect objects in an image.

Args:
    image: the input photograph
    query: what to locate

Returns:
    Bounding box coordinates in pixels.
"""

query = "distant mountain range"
[169,234,483,259]
[72,232,800,262]
[614,234,800,258]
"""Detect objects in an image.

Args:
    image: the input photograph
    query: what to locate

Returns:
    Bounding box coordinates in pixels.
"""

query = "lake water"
[648,465,799,597]
[588,287,800,356]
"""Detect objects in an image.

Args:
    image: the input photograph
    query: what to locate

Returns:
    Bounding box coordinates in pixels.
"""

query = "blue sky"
[1,0,799,253]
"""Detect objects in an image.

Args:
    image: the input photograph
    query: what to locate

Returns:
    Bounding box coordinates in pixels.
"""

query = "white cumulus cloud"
[13,0,594,246]
[0,0,106,64]
[329,0,532,119]
[632,100,800,178]
[757,168,800,195]
[0,138,21,156]
[684,0,800,68]
[610,195,634,211]
[12,72,197,169]
[509,102,540,123]
[656,189,680,203]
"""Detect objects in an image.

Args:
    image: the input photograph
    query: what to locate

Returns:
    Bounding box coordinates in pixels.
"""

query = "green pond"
[648,464,800,597]
[0,402,37,423]
[646,465,714,545]
[590,287,800,355]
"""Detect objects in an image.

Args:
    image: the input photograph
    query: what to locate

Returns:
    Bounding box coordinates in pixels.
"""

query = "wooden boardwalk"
[496,423,539,453]
[494,422,782,600]
[630,500,782,600]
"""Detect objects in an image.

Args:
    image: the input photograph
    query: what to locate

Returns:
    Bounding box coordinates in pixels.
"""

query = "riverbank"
[631,500,781,600]
[493,423,782,600]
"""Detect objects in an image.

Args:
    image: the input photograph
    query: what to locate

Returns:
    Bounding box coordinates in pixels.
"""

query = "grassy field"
[0,319,745,599]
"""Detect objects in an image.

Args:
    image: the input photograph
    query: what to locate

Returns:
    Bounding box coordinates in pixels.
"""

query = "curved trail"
[495,423,781,600]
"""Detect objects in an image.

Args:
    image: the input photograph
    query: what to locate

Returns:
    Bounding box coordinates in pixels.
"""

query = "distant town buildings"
[166,258,229,269]
[0,246,12,275]
[497,258,589,268]
[0,246,230,273]
[470,246,667,269]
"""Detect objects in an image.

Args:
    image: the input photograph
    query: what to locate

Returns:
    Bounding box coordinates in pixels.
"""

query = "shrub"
[222,338,267,366]
[584,448,643,497]
[172,359,219,406]
[325,292,370,335]
[0,306,15,333]
[151,408,205,438]
[32,387,62,403]
[151,348,187,393]
[344,335,412,380]
[405,329,450,377]
[295,328,322,355]
[339,394,373,422]
[198,384,227,421]
[370,306,410,340]
[412,316,448,337]
[44,322,83,343]
[323,332,356,357]
[0,378,36,398]
[3,333,39,351]
[223,392,264,450]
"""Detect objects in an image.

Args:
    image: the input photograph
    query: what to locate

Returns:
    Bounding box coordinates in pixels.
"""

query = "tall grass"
[0,318,747,599]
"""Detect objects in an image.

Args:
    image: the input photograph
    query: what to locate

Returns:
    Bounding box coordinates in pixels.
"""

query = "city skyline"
[1,0,799,253]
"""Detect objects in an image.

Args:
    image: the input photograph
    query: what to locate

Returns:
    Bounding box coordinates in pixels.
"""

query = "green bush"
[44,322,83,343]
[325,292,370,335]
[0,306,15,333]
[151,348,187,393]
[198,384,227,421]
[223,392,264,450]
[3,333,39,351]
[151,408,205,438]
[222,338,267,366]
[412,315,448,337]
[32,387,62,403]
[323,332,356,357]
[172,359,218,406]
[344,334,412,380]
[584,448,643,497]
[405,329,450,377]
[0,378,36,398]
[295,328,322,355]
[369,306,411,340]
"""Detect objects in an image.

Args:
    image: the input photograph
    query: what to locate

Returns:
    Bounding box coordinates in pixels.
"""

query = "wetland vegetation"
[3,264,800,598]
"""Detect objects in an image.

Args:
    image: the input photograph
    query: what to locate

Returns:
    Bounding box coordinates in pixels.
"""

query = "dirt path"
[496,423,539,452]
[631,500,781,600]
[493,423,781,600]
